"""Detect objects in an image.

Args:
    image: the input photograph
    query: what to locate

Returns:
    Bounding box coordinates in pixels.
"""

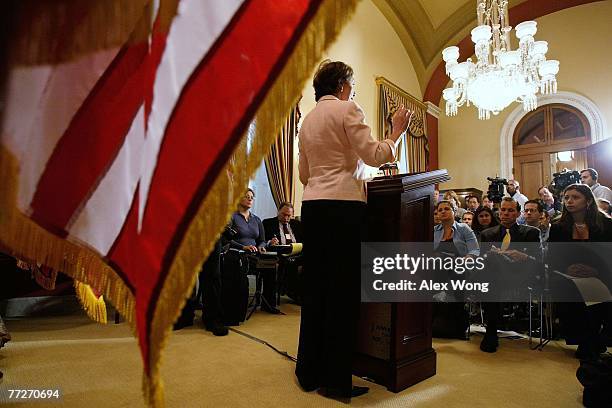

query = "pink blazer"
[299,95,396,202]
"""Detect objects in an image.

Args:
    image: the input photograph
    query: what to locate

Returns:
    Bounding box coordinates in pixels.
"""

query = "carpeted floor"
[0,300,587,407]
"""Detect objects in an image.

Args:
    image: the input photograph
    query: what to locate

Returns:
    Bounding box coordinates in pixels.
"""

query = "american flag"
[0,0,355,405]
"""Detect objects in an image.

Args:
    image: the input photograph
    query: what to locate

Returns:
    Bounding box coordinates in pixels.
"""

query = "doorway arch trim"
[500,91,607,178]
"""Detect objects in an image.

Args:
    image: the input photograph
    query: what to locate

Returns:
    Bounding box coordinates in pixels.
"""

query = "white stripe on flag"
[68,105,146,255]
[138,0,245,229]
[2,48,120,213]
[67,0,245,250]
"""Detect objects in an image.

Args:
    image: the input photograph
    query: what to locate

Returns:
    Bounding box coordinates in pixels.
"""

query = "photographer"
[581,168,612,203]
[506,179,528,210]
[537,186,562,218]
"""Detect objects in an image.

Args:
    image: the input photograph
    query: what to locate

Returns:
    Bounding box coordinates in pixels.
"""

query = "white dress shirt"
[591,183,612,202]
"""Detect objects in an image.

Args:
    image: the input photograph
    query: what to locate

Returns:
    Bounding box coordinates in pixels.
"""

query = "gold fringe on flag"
[0,147,136,330]
[0,0,358,405]
[74,280,108,324]
[144,0,358,406]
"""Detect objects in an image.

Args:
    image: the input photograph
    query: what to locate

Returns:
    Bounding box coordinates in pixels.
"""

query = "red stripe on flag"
[29,10,172,235]
[108,0,322,371]
[29,42,148,234]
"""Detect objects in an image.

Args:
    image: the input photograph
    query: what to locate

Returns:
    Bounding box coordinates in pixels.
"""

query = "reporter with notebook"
[263,202,303,246]
[264,202,304,303]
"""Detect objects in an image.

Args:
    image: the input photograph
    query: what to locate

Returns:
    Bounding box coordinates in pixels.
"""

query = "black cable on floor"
[228,327,379,385]
[228,327,297,362]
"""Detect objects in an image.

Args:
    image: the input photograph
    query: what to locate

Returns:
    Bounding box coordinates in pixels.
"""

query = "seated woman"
[471,206,500,240]
[229,188,280,314]
[434,200,479,257]
[548,184,612,359]
[432,200,480,339]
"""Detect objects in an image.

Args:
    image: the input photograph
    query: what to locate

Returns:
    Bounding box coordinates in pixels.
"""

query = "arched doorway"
[512,104,591,199]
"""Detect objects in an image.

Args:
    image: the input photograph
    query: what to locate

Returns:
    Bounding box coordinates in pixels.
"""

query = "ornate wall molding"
[425,101,441,119]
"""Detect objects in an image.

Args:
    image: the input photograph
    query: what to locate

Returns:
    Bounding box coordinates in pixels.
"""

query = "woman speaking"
[296,60,411,398]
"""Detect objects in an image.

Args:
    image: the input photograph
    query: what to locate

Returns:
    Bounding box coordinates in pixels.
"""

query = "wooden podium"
[353,169,450,392]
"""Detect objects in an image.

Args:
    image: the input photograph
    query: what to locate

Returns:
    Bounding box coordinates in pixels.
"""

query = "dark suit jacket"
[546,217,612,290]
[262,217,303,243]
[480,223,541,258]
[548,217,612,243]
[479,223,542,295]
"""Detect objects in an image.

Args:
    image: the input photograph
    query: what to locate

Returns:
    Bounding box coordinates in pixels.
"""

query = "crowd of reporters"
[432,167,612,359]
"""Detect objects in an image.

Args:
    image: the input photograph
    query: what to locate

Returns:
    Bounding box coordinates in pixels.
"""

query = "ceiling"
[372,0,528,92]
[421,0,471,29]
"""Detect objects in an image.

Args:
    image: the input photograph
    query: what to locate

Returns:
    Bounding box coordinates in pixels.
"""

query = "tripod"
[245,254,279,320]
[529,263,554,350]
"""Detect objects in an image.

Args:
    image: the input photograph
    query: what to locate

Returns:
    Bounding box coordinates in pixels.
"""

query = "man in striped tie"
[479,197,540,352]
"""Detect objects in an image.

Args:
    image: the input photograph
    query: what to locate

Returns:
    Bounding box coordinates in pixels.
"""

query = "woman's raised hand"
[390,105,413,142]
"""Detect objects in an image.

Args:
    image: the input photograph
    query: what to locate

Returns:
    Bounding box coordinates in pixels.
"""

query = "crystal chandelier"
[441,0,559,120]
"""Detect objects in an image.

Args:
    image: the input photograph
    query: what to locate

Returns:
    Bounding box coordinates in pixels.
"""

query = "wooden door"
[512,103,593,200]
[513,153,550,200]
[587,138,612,188]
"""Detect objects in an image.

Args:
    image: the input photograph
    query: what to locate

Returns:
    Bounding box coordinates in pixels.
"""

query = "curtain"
[265,104,300,208]
[376,77,428,172]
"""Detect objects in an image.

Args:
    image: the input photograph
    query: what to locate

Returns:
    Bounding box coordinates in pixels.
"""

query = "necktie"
[501,228,511,250]
[282,223,293,244]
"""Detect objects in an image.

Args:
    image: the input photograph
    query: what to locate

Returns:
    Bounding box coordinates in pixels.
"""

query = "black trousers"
[177,240,224,325]
[200,240,224,325]
[295,200,366,392]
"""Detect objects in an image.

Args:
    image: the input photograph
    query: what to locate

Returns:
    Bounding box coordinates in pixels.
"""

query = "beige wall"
[438,1,612,193]
[293,0,421,214]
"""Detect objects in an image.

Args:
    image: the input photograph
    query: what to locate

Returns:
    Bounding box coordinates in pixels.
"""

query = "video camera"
[550,169,581,198]
[486,176,508,203]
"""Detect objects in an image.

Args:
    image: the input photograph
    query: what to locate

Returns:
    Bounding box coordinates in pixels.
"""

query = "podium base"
[353,348,436,392]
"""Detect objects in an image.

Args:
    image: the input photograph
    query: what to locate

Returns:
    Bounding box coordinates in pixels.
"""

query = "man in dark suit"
[263,202,303,245]
[263,202,304,304]
[479,197,540,352]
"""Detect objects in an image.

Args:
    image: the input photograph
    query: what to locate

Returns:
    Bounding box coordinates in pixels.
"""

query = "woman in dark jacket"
[547,184,612,359]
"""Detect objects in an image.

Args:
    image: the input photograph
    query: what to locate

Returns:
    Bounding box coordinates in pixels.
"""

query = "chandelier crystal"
[441,0,559,120]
